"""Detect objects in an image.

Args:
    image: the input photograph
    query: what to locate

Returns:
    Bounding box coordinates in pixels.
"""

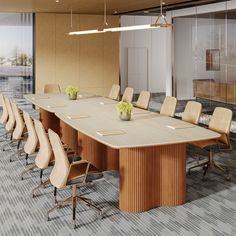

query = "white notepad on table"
[96,130,126,136]
[167,123,195,130]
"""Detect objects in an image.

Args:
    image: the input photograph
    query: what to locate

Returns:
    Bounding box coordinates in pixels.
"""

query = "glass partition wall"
[174,10,236,124]
[0,13,34,100]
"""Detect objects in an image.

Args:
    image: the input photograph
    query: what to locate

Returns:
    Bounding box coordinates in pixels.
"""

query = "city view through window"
[0,13,33,100]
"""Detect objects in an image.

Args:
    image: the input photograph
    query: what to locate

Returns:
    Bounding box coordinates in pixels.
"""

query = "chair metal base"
[32,178,50,198]
[47,185,102,229]
[188,152,230,181]
[21,164,37,180]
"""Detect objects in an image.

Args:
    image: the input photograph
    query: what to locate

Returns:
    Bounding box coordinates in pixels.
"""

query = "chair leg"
[21,164,37,180]
[25,153,29,165]
[47,195,73,221]
[17,139,22,150]
[72,185,77,228]
[40,169,43,184]
[213,161,230,181]
[32,179,50,198]
[54,187,57,204]
[1,139,14,151]
[9,148,24,162]
[188,159,208,174]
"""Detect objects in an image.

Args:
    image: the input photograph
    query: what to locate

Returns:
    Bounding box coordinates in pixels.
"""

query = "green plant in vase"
[116,101,133,121]
[65,86,79,100]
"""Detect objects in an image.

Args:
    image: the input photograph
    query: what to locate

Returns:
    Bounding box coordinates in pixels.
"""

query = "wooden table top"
[25,93,220,149]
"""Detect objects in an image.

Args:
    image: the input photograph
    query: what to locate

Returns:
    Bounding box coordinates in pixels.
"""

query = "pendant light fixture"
[68,0,172,36]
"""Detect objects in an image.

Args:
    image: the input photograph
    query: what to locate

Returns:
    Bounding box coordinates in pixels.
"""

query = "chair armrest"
[69,160,90,183]
[70,160,89,166]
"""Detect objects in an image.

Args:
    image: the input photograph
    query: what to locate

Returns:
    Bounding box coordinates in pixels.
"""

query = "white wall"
[120,15,169,94]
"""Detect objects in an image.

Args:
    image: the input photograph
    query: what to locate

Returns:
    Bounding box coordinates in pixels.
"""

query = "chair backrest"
[108,84,120,100]
[11,102,25,140]
[182,101,202,125]
[136,91,151,110]
[160,96,177,117]
[44,84,61,94]
[209,107,233,145]
[0,94,8,124]
[34,119,52,169]
[121,87,134,103]
[23,111,38,155]
[5,97,16,132]
[48,129,70,189]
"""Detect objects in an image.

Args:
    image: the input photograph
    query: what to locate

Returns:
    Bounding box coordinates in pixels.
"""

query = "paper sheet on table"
[47,104,66,108]
[67,115,89,119]
[99,101,117,105]
[167,123,195,129]
[96,130,126,136]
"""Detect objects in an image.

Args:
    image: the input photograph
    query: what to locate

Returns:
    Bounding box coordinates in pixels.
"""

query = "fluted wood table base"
[119,144,186,212]
[78,133,119,171]
[60,120,78,153]
[39,108,60,133]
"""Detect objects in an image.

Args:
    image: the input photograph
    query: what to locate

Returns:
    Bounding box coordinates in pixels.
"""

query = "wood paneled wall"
[35,13,119,96]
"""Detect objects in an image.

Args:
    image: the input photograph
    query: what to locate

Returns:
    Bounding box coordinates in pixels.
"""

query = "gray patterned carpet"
[0,101,236,236]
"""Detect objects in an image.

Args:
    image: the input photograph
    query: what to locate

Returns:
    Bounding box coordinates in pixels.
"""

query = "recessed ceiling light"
[114,10,118,14]
[144,10,149,14]
[55,0,60,3]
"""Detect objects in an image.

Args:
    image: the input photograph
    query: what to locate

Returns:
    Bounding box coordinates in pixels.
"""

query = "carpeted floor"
[0,101,236,235]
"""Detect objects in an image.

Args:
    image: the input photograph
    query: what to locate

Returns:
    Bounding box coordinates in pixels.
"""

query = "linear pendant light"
[68,0,172,36]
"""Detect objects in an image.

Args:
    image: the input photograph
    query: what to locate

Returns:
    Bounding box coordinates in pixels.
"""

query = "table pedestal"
[119,144,186,212]
[60,120,78,153]
[78,133,119,171]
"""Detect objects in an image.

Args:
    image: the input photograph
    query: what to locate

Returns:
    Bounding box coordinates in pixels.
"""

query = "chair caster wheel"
[9,159,12,162]
[32,193,35,198]
[21,177,23,180]
[226,176,230,181]
[47,216,50,222]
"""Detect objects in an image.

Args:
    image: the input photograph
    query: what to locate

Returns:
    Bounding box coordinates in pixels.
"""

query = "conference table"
[25,92,220,213]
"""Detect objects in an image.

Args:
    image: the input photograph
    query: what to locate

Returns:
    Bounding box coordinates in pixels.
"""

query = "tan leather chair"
[160,96,177,117]
[108,84,120,100]
[0,97,15,139]
[2,102,26,155]
[47,129,103,228]
[189,107,232,180]
[182,101,202,125]
[22,111,38,165]
[121,87,134,103]
[44,84,61,94]
[21,119,53,197]
[0,94,8,126]
[135,91,151,110]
